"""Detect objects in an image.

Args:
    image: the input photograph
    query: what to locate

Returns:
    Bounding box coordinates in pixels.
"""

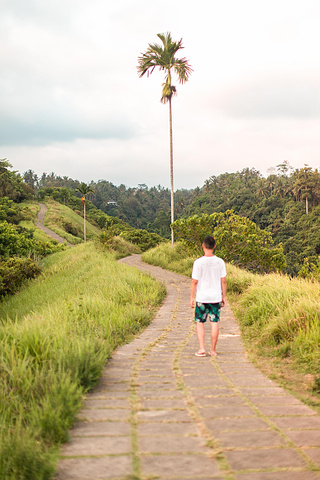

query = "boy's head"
[202,235,216,250]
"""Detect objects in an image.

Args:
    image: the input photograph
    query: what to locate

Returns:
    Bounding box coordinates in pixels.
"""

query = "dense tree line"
[17,160,320,276]
[24,170,195,238]
[184,162,320,275]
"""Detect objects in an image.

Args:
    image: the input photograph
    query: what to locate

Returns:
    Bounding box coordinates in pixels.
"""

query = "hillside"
[0,242,166,480]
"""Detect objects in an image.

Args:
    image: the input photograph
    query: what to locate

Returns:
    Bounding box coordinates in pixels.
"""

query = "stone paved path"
[56,255,320,480]
[36,203,73,246]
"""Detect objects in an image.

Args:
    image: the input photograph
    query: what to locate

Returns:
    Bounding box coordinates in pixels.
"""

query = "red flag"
[81,196,85,206]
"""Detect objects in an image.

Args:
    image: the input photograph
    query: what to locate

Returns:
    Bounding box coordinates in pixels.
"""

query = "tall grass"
[142,241,196,276]
[0,243,166,480]
[44,199,101,243]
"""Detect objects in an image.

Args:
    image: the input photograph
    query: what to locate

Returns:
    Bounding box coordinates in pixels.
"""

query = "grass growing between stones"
[142,242,320,410]
[0,243,166,480]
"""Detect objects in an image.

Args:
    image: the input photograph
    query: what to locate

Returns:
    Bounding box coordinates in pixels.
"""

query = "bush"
[0,221,64,259]
[172,211,286,273]
[120,229,165,252]
[63,221,79,237]
[98,231,141,258]
[0,258,42,297]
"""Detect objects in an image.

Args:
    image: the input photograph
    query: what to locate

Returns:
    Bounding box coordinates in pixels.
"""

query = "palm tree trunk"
[84,201,87,242]
[169,97,174,246]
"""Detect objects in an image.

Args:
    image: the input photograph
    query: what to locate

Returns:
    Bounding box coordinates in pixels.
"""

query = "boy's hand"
[190,298,195,308]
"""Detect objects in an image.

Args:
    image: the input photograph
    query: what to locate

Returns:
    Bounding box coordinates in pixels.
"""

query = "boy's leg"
[210,322,219,355]
[196,322,205,353]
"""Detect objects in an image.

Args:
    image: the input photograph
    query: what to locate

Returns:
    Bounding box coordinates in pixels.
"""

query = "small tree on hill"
[76,183,94,242]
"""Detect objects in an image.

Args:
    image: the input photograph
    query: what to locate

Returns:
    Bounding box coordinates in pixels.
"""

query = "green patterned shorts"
[195,302,221,323]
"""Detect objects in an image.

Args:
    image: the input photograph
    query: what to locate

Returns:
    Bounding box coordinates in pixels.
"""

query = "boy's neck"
[203,248,215,257]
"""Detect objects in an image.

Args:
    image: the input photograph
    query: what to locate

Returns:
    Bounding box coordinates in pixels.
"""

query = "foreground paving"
[56,255,320,480]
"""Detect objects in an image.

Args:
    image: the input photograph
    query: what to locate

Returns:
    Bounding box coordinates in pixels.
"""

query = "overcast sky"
[1,0,320,189]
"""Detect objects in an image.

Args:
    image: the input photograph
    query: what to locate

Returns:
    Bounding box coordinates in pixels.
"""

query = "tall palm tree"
[137,32,192,245]
[76,182,94,242]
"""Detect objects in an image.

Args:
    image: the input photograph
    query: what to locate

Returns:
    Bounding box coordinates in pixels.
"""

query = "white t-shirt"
[191,255,227,303]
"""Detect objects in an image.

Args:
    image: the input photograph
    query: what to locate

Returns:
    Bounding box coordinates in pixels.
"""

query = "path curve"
[36,203,73,246]
[56,255,320,480]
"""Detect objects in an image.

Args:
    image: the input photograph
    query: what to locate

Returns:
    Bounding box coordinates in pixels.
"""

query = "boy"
[190,235,227,357]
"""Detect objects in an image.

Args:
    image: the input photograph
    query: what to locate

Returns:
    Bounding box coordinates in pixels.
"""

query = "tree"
[76,183,94,242]
[172,211,286,273]
[137,32,192,246]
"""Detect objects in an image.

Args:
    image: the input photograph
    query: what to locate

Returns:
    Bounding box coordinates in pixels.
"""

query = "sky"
[1,0,320,190]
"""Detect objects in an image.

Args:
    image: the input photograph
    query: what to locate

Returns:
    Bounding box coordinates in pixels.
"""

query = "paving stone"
[303,448,320,465]
[185,377,229,387]
[137,409,192,422]
[257,404,317,417]
[225,448,305,470]
[56,456,132,479]
[138,385,178,394]
[192,388,235,398]
[235,472,320,480]
[206,417,270,432]
[70,421,131,437]
[138,434,207,453]
[199,405,256,418]
[226,374,276,387]
[249,395,301,406]
[141,454,222,477]
[239,387,288,396]
[214,429,286,448]
[88,391,129,400]
[61,436,131,456]
[271,416,320,430]
[137,422,198,436]
[140,398,187,409]
[78,408,130,421]
[200,396,248,407]
[139,390,184,399]
[285,430,320,446]
[83,398,130,409]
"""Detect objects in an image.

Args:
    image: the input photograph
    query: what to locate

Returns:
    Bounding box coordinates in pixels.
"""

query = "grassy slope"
[0,242,166,480]
[18,199,101,244]
[143,242,320,412]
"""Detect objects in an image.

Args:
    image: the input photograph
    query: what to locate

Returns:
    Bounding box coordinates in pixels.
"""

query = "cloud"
[214,75,320,119]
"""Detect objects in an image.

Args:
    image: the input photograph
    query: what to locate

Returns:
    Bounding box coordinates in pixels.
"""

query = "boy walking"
[190,235,227,357]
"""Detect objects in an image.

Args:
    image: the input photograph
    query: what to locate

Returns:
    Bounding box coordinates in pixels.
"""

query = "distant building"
[107,201,118,207]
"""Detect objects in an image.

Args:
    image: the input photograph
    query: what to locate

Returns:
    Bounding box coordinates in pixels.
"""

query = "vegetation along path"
[56,255,320,480]
[36,203,74,246]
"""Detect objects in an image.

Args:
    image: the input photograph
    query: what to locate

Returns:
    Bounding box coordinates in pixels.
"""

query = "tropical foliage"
[172,211,286,273]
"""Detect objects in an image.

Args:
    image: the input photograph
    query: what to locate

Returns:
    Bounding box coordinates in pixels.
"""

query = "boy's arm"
[221,276,227,307]
[190,279,198,308]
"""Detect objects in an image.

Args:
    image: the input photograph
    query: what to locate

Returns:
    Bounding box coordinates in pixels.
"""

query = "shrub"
[0,258,42,297]
[63,221,79,237]
[120,229,165,252]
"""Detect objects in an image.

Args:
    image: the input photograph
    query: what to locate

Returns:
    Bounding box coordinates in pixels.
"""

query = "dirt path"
[55,255,320,480]
[36,203,73,246]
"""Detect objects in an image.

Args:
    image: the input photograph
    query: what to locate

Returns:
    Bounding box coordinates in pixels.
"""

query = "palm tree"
[76,182,94,242]
[137,32,192,245]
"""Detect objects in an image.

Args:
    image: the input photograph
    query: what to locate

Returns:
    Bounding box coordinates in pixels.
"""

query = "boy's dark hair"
[203,235,216,250]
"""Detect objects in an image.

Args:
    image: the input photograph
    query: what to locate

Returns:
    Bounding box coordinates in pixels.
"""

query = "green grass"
[0,243,166,480]
[142,241,196,276]
[43,199,101,244]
